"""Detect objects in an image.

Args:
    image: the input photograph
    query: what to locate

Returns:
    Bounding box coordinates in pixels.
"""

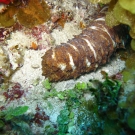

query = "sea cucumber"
[42,17,125,82]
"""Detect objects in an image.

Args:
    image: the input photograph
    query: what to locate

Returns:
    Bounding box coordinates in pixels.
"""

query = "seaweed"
[93,77,121,114]
[89,0,111,4]
[0,5,17,27]
[0,0,50,28]
[42,73,135,134]
[0,106,33,135]
[121,51,135,83]
[43,77,124,134]
[17,0,51,28]
[119,0,135,14]
[89,0,135,51]
[131,39,135,51]
[3,83,24,102]
[42,79,52,90]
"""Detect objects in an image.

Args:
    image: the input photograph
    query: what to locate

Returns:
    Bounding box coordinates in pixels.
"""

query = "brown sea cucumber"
[42,17,126,82]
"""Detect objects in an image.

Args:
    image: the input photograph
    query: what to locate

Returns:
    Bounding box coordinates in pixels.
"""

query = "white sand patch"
[11,50,45,89]
[51,22,82,45]
[5,31,37,70]
[7,31,37,49]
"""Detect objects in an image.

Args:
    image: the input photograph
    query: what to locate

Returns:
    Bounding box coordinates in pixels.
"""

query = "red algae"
[3,83,24,101]
[0,0,11,5]
[0,27,12,41]
[33,105,49,125]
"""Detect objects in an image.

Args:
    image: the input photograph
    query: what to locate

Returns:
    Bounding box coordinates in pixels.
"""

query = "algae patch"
[0,0,51,28]
[0,5,17,27]
[17,0,50,28]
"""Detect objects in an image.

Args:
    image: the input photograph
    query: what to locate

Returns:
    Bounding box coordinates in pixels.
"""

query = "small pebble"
[31,64,40,69]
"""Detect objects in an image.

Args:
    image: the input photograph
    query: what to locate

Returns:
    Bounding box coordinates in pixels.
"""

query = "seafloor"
[0,0,135,135]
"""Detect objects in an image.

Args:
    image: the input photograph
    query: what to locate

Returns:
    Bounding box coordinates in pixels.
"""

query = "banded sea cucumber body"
[42,18,123,82]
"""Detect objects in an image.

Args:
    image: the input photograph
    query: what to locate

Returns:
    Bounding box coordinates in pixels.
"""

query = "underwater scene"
[0,0,135,134]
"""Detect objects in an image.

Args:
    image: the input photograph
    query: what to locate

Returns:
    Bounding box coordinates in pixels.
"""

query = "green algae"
[121,51,135,83]
[125,54,135,70]
[105,11,119,27]
[89,0,135,51]
[42,79,52,90]
[43,77,124,134]
[118,90,135,131]
[113,2,135,26]
[117,48,135,132]
[0,106,33,134]
[119,0,135,14]
[127,113,135,130]
[118,90,135,110]
[131,39,135,51]
[103,120,121,135]
[89,0,111,4]
[105,1,135,50]
[76,106,102,135]
[122,69,135,82]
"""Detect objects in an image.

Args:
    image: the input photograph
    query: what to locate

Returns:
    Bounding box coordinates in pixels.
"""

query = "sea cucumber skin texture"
[42,18,121,82]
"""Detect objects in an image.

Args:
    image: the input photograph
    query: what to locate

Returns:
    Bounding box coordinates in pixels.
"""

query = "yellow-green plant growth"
[0,0,50,28]
[89,0,135,51]
[0,5,17,27]
[122,52,135,82]
[119,0,135,14]
[89,0,111,4]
